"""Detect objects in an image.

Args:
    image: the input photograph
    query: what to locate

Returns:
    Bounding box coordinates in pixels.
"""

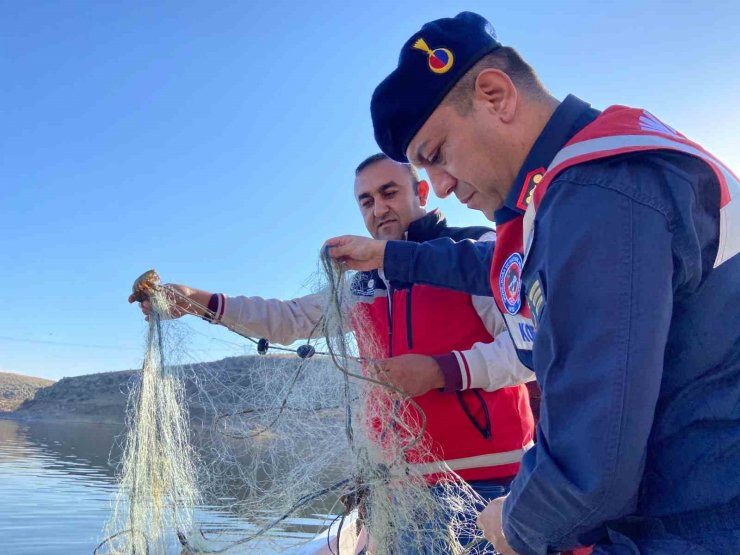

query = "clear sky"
[2,0,739,380]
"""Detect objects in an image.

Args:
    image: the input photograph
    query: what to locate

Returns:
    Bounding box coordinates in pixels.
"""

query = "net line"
[97,253,489,554]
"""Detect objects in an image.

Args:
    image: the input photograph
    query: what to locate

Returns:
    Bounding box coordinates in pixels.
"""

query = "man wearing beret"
[327,11,740,555]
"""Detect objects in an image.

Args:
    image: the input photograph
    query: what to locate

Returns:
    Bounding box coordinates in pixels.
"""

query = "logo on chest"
[499,252,523,315]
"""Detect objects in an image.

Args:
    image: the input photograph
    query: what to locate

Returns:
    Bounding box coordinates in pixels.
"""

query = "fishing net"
[97,255,490,554]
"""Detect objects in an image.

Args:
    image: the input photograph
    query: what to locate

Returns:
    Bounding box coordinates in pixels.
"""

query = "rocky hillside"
[9,355,342,424]
[0,371,55,412]
[13,368,137,423]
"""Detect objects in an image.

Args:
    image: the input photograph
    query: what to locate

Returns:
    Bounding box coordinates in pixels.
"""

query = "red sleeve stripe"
[456,350,472,390]
[216,293,226,322]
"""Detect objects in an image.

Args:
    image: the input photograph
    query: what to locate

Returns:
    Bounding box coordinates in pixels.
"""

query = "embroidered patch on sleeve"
[526,274,545,329]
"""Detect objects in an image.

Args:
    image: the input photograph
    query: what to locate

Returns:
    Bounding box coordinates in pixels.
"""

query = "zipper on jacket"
[386,283,393,357]
[405,285,413,350]
[456,390,492,440]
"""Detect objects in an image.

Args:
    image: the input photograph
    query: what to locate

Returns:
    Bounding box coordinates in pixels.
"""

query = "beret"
[371,12,501,162]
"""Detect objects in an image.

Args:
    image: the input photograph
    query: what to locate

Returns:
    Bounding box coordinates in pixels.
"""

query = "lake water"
[0,418,338,555]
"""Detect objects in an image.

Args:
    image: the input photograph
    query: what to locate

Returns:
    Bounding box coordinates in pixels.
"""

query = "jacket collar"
[406,209,448,243]
[374,209,457,287]
[495,95,600,224]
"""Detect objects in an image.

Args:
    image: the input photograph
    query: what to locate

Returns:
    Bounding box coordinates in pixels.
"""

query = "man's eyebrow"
[357,182,399,202]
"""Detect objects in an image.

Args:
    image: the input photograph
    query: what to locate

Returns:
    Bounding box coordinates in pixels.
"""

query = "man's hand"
[324,235,387,272]
[128,284,204,322]
[477,495,519,555]
[372,354,444,397]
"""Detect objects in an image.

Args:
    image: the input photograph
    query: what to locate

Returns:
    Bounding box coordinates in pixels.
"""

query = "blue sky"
[2,0,739,380]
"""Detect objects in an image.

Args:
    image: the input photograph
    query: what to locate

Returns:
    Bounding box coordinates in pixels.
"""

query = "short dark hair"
[354,152,421,194]
[444,47,548,112]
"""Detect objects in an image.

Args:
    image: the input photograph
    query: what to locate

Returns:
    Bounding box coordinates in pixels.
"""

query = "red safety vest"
[492,106,740,346]
[524,106,740,266]
[352,282,534,483]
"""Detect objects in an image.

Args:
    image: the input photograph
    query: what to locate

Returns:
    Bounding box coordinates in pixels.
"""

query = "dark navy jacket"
[382,96,740,554]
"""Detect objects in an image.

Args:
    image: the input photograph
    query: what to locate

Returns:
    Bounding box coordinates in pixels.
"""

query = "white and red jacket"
[351,267,534,482]
[213,210,535,482]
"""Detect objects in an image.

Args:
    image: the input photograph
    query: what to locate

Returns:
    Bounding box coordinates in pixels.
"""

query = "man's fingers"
[129,294,153,318]
[370,360,387,377]
[475,498,508,548]
[323,236,349,256]
[323,235,351,247]
[370,362,398,388]
[477,515,497,544]
[326,243,351,261]
[324,235,367,261]
[475,511,488,531]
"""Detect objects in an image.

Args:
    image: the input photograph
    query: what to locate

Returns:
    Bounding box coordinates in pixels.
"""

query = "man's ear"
[474,68,517,123]
[418,180,430,206]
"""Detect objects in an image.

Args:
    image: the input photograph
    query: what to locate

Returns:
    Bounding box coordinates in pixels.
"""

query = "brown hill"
[0,371,55,412]
[9,355,341,424]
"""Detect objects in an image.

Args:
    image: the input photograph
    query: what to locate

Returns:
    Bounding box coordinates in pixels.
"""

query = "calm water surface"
[0,419,335,555]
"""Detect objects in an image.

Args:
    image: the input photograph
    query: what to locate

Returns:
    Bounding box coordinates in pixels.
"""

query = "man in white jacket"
[130,153,534,553]
[130,155,532,396]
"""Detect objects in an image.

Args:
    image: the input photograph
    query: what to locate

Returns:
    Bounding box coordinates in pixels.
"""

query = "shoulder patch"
[517,167,546,211]
[499,252,523,315]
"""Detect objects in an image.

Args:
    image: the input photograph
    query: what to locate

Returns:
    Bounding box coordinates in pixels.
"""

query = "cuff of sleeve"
[503,496,539,555]
[457,344,492,390]
[454,350,474,390]
[433,353,463,392]
[503,524,536,555]
[202,293,226,324]
[383,240,418,283]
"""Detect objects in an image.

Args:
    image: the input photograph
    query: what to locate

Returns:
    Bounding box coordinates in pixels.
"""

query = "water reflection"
[0,418,120,555]
[0,418,344,555]
[1,418,123,475]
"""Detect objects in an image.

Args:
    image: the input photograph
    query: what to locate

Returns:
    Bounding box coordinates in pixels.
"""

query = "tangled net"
[98,255,490,554]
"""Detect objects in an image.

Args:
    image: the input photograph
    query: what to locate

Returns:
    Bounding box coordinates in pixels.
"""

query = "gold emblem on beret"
[412,38,454,74]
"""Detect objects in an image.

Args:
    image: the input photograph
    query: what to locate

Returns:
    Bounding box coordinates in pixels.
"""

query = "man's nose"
[428,168,457,198]
[373,198,390,217]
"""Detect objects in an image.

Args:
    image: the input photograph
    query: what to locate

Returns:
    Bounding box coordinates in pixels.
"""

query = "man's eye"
[385,191,397,198]
[428,149,441,165]
[362,200,373,209]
